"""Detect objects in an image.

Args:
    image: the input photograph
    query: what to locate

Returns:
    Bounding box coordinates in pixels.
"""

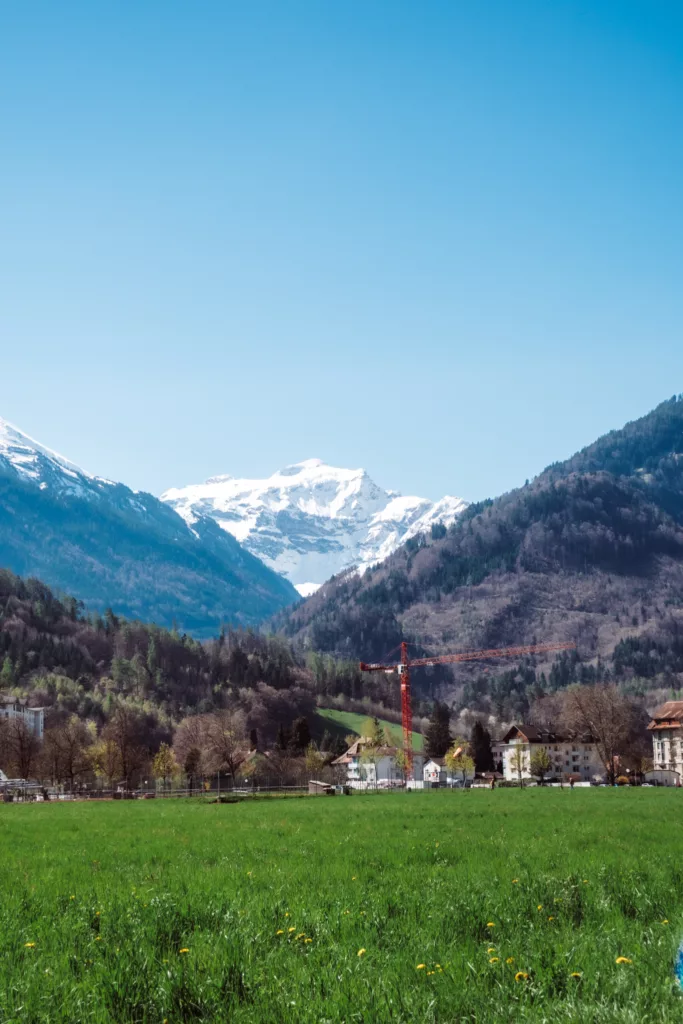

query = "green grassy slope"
[315,707,424,751]
[1,791,682,1022]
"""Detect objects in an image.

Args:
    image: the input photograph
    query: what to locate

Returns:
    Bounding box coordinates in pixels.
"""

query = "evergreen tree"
[0,655,14,688]
[424,702,452,757]
[275,723,291,751]
[289,717,311,753]
[249,728,259,751]
[470,721,495,772]
[365,716,387,747]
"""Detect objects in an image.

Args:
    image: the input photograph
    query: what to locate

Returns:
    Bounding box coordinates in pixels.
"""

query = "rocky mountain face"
[0,418,297,636]
[273,397,683,711]
[161,459,468,595]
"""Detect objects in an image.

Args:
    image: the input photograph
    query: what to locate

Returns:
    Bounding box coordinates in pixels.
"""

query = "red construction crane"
[359,639,576,772]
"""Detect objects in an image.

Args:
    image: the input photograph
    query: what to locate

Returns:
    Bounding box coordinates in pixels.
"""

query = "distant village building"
[647,702,683,780]
[499,725,604,782]
[332,739,424,787]
[0,698,45,739]
[423,758,448,785]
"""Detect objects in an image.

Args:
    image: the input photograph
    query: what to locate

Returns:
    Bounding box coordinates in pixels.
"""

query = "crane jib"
[358,639,576,782]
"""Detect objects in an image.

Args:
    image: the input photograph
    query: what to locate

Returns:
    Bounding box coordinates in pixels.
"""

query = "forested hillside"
[275,396,683,718]
[0,569,420,783]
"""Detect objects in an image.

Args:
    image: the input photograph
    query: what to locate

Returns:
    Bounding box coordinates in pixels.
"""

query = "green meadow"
[315,707,425,750]
[1,790,682,1023]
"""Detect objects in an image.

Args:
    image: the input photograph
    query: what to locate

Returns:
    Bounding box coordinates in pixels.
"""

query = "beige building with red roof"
[647,702,683,778]
[499,725,604,783]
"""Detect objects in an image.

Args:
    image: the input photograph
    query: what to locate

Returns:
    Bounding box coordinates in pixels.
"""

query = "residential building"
[0,698,45,739]
[648,702,683,778]
[332,739,424,787]
[499,725,604,783]
[423,757,447,785]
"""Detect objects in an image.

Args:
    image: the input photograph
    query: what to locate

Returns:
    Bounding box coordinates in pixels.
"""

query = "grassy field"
[1,791,683,1023]
[315,706,424,750]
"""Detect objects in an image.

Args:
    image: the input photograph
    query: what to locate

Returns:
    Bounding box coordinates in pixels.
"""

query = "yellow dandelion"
[427,970,435,975]
[537,904,543,911]
[548,916,554,921]
[662,919,669,925]
[95,911,100,917]
[276,930,284,935]
[179,948,190,954]
[506,957,514,964]
[487,947,496,953]
[583,880,589,884]
[304,938,313,944]
[95,937,102,942]
[295,933,305,940]
[512,878,519,884]
[615,956,632,964]
[70,895,75,900]
[343,910,350,915]
[416,964,426,970]
[487,922,495,928]
[435,964,441,969]
[489,956,499,963]
[515,971,529,982]
[288,927,296,933]
[570,972,582,979]
[24,942,36,948]
[357,948,366,957]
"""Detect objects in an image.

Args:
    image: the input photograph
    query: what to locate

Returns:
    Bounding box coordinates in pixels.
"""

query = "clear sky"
[1,1,682,502]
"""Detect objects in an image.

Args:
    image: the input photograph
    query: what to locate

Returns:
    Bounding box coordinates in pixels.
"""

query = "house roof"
[332,742,424,766]
[424,757,445,767]
[500,725,563,744]
[648,702,683,730]
[500,724,595,745]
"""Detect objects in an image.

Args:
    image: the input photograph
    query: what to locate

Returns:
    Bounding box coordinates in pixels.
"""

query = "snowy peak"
[161,461,468,594]
[0,417,107,495]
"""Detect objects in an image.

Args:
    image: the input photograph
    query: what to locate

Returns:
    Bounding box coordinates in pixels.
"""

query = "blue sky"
[1,1,682,502]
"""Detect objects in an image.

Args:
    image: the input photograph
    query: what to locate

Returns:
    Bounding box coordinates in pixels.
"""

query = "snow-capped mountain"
[0,417,114,496]
[0,417,297,633]
[161,459,468,595]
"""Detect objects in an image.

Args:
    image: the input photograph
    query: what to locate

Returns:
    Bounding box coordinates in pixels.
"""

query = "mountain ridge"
[273,397,683,702]
[0,417,297,635]
[161,459,468,593]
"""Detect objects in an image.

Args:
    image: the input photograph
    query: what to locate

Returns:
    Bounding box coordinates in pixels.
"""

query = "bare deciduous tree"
[564,684,636,785]
[205,709,248,782]
[5,718,41,779]
[41,716,92,787]
[102,704,148,789]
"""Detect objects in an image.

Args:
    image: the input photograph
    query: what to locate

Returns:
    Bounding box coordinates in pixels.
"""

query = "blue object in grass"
[676,941,683,988]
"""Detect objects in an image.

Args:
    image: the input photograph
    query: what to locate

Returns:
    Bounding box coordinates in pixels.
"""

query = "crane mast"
[360,639,575,775]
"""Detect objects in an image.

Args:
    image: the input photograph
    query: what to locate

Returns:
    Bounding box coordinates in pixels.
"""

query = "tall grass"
[1,790,682,1022]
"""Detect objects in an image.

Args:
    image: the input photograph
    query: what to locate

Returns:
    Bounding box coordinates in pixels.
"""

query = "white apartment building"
[332,739,425,787]
[0,699,45,739]
[499,725,604,782]
[648,702,683,778]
